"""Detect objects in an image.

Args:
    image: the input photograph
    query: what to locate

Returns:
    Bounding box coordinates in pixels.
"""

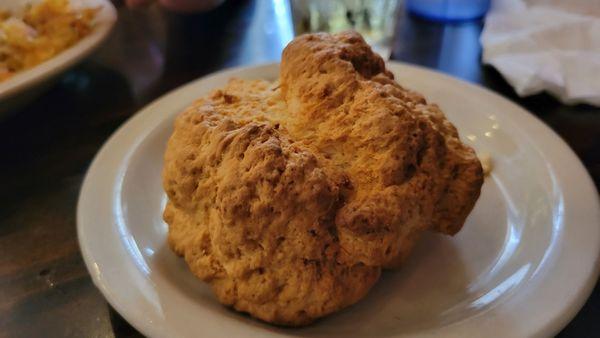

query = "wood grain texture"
[0,1,597,337]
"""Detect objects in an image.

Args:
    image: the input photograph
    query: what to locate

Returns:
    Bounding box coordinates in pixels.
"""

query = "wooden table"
[1,1,598,336]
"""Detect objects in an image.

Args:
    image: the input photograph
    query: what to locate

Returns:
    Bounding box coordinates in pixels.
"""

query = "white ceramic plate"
[0,0,116,113]
[77,63,600,338]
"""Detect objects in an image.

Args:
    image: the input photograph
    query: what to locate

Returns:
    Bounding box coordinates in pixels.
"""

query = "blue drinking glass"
[406,0,491,22]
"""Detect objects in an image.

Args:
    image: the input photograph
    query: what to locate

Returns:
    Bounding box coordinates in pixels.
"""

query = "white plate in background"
[0,0,116,113]
[77,62,600,338]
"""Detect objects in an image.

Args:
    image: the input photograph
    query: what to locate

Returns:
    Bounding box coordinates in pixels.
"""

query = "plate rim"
[77,61,600,338]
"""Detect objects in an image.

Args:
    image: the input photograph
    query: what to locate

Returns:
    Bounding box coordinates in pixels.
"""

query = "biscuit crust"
[163,32,483,326]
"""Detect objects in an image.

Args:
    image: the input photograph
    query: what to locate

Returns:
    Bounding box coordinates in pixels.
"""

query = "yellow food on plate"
[0,0,97,82]
[163,32,484,326]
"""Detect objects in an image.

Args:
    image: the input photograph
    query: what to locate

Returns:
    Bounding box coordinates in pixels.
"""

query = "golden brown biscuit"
[163,32,483,326]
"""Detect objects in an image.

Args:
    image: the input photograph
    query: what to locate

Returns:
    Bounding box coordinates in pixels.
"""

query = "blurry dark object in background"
[407,0,490,22]
[126,0,224,12]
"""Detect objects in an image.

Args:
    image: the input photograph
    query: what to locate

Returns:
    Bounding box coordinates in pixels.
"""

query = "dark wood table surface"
[1,0,598,337]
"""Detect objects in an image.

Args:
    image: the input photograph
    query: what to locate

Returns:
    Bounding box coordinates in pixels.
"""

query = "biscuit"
[163,32,483,326]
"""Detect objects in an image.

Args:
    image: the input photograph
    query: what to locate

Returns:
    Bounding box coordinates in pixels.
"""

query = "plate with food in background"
[0,0,116,114]
[77,32,600,337]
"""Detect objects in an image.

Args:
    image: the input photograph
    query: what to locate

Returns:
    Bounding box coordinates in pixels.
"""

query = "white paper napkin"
[481,0,600,106]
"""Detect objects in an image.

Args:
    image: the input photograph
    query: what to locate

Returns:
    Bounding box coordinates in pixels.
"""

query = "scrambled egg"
[0,0,97,82]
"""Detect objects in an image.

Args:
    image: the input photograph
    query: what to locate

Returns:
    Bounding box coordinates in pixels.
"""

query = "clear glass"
[290,0,399,59]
